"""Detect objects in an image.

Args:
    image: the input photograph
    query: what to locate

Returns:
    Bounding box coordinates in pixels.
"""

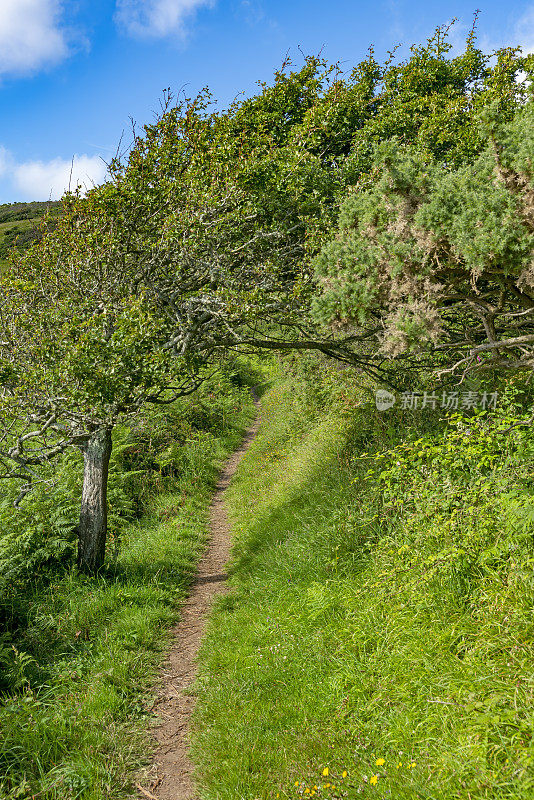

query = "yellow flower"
[304,790,310,796]
[342,770,348,778]
[397,762,402,768]
[370,775,379,785]
[322,768,329,777]
[410,762,417,768]
[375,758,385,766]
[294,781,299,787]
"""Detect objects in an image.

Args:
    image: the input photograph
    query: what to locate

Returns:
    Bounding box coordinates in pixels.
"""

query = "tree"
[312,99,534,380]
[89,72,372,370]
[0,192,207,574]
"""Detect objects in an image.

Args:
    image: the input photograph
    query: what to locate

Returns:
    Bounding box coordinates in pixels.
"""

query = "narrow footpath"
[137,401,260,800]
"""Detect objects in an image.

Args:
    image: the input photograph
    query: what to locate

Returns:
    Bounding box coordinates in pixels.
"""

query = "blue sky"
[0,0,532,203]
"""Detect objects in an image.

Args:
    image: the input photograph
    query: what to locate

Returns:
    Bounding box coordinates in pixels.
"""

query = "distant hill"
[0,201,61,269]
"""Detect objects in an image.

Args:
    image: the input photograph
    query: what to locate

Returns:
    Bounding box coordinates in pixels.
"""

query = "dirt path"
[137,403,260,800]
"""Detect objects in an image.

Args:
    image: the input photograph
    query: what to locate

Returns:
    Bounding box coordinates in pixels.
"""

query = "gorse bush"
[194,358,534,799]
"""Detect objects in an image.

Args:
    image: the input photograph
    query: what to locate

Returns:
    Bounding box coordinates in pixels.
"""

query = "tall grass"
[193,362,534,799]
[0,365,257,799]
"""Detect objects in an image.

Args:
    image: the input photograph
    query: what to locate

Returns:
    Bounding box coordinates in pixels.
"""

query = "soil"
[136,402,260,800]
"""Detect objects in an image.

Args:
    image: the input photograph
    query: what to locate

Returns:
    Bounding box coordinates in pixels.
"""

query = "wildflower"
[342,770,348,778]
[294,781,299,787]
[375,758,385,766]
[370,775,379,785]
[410,762,416,768]
[397,762,402,768]
[322,768,329,777]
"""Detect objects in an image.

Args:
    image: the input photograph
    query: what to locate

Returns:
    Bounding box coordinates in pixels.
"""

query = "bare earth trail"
[137,401,260,800]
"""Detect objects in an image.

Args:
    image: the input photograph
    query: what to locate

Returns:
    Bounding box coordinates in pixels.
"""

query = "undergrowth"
[193,357,534,800]
[0,361,257,800]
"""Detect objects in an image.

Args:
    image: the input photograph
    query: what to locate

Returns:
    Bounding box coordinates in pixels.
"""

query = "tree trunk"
[77,426,113,574]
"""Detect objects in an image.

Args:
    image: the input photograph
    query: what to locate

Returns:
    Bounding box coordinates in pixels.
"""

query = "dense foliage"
[313,100,534,378]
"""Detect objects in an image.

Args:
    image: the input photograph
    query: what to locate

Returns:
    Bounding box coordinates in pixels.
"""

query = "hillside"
[0,201,60,269]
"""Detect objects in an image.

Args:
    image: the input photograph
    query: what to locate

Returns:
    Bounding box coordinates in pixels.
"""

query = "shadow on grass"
[227,455,378,588]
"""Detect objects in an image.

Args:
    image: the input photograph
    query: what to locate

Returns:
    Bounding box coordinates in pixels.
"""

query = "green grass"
[193,368,534,800]
[0,368,257,799]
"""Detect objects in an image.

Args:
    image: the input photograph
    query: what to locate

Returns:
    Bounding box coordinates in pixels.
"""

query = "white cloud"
[114,0,214,39]
[13,154,107,200]
[0,0,69,77]
[0,152,107,201]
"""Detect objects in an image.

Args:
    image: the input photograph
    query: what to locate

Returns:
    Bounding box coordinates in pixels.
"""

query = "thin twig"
[135,784,159,800]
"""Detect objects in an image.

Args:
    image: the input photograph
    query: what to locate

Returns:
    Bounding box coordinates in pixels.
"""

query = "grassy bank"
[0,366,256,799]
[193,363,534,800]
